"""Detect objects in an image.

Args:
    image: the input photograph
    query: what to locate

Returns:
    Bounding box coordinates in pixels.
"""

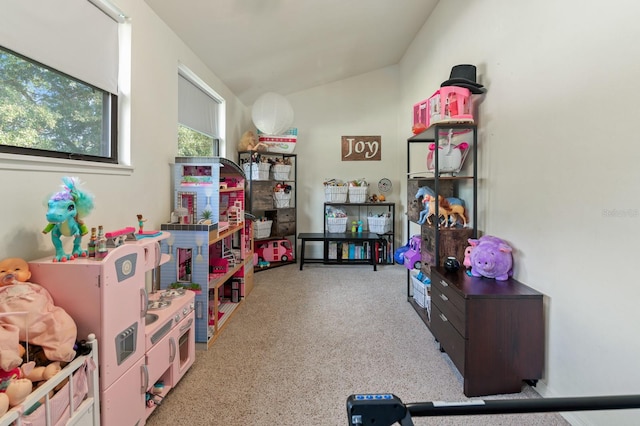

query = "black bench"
[297,232,383,271]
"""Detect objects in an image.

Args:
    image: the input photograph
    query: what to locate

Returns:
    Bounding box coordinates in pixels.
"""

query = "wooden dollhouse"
[160,157,253,348]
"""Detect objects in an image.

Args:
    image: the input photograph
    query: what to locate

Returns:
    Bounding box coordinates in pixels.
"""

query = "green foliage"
[178,125,216,157]
[0,48,105,155]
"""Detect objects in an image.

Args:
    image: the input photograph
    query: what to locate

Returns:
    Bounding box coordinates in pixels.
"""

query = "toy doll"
[0,258,77,366]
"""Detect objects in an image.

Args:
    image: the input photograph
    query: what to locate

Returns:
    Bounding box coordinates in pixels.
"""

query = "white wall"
[287,66,403,256]
[0,0,251,262]
[400,0,640,424]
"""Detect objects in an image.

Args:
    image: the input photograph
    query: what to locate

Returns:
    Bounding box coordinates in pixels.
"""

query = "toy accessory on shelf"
[467,235,514,280]
[137,214,147,234]
[440,64,487,94]
[42,177,94,262]
[426,129,470,174]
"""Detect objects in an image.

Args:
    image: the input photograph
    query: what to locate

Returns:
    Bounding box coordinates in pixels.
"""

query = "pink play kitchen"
[29,232,196,425]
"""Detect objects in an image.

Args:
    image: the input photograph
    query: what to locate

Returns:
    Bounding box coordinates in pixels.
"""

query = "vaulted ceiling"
[144,0,439,105]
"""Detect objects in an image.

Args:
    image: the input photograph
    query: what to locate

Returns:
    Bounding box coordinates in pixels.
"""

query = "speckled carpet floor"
[146,264,570,426]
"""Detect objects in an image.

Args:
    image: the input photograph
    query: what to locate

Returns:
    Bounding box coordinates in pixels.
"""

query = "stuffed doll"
[0,258,77,365]
[0,344,35,415]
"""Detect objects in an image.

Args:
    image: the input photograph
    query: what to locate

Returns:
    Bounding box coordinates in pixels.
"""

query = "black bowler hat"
[441,64,486,94]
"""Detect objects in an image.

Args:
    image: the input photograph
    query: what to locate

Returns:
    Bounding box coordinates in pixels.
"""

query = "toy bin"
[254,220,273,239]
[348,186,368,203]
[411,270,431,311]
[367,216,392,234]
[243,162,271,180]
[324,185,348,203]
[326,217,348,233]
[257,128,298,153]
[427,86,474,128]
[272,164,291,180]
[273,190,291,208]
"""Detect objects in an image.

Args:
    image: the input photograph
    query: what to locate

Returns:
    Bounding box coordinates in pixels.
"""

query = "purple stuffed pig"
[467,235,513,281]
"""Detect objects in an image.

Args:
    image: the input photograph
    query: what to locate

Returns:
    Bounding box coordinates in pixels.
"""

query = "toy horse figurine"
[42,177,95,262]
[415,186,466,226]
[416,186,435,225]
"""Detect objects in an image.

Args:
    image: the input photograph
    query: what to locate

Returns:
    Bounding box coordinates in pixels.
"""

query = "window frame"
[0,45,119,164]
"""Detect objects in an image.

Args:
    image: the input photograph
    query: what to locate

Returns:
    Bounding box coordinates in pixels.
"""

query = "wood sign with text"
[341,136,381,161]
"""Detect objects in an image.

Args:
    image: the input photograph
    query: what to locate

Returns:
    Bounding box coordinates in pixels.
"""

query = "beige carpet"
[146,264,570,426]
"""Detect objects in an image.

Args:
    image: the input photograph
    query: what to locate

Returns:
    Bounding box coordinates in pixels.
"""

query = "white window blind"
[179,74,220,138]
[0,0,119,94]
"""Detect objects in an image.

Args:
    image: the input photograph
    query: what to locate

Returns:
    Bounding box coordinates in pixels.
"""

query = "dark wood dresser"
[430,267,544,397]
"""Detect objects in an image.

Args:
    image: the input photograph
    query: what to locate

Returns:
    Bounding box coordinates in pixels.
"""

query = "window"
[0,0,122,164]
[178,125,219,157]
[178,71,223,157]
[0,47,117,163]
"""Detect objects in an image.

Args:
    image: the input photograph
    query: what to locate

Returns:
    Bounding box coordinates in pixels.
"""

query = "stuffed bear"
[0,258,77,365]
[237,130,268,152]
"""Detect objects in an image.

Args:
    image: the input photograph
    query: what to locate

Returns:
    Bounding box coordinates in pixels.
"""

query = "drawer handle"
[439,313,448,322]
[439,293,449,301]
[439,280,448,287]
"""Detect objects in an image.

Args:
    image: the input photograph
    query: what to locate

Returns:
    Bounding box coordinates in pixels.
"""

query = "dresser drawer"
[431,285,465,337]
[431,303,465,375]
[431,270,465,314]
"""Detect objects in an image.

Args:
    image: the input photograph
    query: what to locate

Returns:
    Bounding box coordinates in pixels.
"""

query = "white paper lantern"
[251,92,294,135]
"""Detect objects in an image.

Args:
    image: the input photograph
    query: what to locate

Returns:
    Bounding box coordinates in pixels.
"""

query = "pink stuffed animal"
[467,235,513,281]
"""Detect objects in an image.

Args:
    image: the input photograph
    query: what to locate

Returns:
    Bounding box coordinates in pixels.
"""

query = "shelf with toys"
[238,151,297,271]
[160,156,253,349]
[323,201,395,265]
[406,123,478,328]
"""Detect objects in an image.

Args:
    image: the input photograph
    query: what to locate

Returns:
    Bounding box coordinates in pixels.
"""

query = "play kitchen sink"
[145,313,159,325]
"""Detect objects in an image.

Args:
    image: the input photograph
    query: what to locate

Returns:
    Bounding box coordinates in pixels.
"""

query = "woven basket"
[272,164,291,181]
[411,271,431,310]
[348,186,368,203]
[273,191,291,208]
[243,162,271,180]
[326,217,347,233]
[324,186,348,203]
[254,220,273,239]
[367,216,392,234]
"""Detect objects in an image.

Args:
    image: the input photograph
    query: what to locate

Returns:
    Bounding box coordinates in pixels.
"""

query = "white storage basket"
[326,217,348,233]
[254,220,273,239]
[367,216,392,234]
[348,186,368,203]
[273,191,291,208]
[272,164,291,181]
[243,162,271,180]
[411,271,431,311]
[324,186,348,203]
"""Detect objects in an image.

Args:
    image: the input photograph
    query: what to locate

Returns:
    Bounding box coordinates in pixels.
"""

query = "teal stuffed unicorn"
[42,177,95,262]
